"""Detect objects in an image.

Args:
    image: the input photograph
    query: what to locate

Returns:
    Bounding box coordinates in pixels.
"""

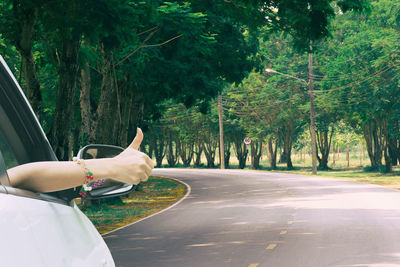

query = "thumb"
[129,128,143,150]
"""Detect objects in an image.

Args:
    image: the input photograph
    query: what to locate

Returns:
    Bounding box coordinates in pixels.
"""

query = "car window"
[0,129,18,169]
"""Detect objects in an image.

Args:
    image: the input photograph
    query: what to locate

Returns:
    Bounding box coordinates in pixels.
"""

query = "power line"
[312,51,400,82]
[314,63,399,93]
[316,34,400,68]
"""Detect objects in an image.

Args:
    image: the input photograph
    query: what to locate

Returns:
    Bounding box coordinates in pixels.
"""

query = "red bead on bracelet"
[73,158,95,198]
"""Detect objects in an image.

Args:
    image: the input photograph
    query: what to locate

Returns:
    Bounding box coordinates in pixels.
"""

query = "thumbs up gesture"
[112,128,154,185]
[129,127,144,150]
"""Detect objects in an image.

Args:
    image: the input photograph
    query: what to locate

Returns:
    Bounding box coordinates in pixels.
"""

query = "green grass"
[78,176,186,234]
[280,167,400,188]
[160,151,400,190]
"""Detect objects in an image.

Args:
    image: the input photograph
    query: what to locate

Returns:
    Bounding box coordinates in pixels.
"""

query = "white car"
[0,56,134,266]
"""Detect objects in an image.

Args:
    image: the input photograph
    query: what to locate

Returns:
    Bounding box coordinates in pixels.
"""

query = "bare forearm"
[8,159,114,193]
[7,129,153,193]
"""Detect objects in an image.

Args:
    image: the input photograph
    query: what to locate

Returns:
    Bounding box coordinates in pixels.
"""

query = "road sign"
[243,137,252,145]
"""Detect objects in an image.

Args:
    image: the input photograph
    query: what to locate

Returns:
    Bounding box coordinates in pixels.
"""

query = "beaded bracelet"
[73,157,94,197]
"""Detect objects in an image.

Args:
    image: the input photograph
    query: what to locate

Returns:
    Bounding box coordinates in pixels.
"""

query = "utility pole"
[266,50,317,174]
[218,93,225,169]
[308,47,317,175]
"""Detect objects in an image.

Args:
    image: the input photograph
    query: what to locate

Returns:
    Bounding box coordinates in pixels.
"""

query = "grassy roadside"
[163,163,400,190]
[79,176,186,234]
[262,166,400,190]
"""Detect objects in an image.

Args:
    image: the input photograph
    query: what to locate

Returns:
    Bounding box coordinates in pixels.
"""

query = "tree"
[263,33,308,169]
[1,0,371,163]
[0,0,41,116]
[319,0,400,171]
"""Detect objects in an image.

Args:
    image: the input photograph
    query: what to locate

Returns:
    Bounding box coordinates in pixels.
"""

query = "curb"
[102,177,191,236]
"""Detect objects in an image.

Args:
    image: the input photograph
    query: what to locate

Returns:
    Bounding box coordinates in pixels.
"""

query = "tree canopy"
[0,0,372,161]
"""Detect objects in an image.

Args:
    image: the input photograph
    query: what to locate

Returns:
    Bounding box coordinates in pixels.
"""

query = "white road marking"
[187,242,216,247]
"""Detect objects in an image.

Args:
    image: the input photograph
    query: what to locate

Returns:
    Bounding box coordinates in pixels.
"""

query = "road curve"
[104,169,400,267]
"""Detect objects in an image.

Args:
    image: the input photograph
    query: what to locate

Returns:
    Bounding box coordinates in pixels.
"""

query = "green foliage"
[260,0,370,51]
[312,0,400,171]
[318,1,400,128]
[0,0,375,165]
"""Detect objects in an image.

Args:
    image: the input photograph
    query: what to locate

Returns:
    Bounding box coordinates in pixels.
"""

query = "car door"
[0,56,115,267]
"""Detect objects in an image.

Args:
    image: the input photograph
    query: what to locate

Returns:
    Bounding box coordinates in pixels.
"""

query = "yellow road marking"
[266,243,277,250]
[248,264,259,267]
[280,230,287,235]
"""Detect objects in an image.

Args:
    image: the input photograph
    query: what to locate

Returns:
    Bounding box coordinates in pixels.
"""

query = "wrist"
[84,158,115,181]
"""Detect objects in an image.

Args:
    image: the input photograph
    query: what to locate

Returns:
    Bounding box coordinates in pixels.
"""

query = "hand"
[111,128,154,185]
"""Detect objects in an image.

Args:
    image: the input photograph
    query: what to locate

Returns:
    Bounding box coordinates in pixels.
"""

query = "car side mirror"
[76,144,137,199]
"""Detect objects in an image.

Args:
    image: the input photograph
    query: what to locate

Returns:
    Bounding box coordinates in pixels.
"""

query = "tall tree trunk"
[49,37,80,160]
[383,119,392,173]
[203,139,217,168]
[79,60,95,144]
[284,133,293,170]
[384,145,392,173]
[129,90,144,145]
[193,141,203,167]
[250,139,263,169]
[118,83,133,147]
[180,141,194,167]
[94,52,116,145]
[233,132,248,169]
[363,120,384,168]
[267,137,278,169]
[166,130,179,167]
[316,126,334,169]
[388,138,399,166]
[13,3,42,118]
[281,122,294,170]
[224,139,231,168]
[152,128,166,168]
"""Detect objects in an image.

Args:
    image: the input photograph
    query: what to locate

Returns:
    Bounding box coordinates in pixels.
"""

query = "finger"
[143,163,152,177]
[140,171,150,182]
[131,177,141,185]
[128,128,143,150]
[144,155,155,169]
[136,170,148,182]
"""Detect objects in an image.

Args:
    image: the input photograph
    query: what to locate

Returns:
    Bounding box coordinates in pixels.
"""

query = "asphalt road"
[104,169,400,267]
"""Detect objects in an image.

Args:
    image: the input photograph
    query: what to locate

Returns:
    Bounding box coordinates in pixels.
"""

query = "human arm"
[8,128,153,193]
